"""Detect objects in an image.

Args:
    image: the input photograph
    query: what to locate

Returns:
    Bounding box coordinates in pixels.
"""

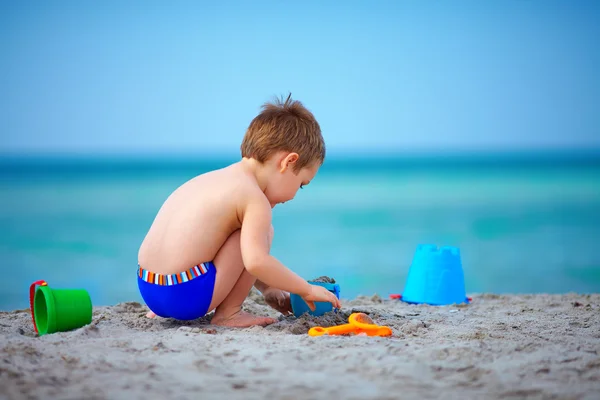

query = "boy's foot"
[211,310,276,328]
[146,311,157,319]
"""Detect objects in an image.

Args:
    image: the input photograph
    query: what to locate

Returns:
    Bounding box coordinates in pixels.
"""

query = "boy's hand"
[263,287,292,316]
[301,285,342,311]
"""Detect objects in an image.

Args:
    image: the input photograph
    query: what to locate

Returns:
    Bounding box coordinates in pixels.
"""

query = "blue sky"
[1,0,599,156]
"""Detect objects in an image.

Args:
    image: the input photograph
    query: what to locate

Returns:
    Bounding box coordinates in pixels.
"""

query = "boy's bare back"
[138,163,263,276]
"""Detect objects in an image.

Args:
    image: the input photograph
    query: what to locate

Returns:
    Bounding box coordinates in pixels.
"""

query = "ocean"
[1,152,599,311]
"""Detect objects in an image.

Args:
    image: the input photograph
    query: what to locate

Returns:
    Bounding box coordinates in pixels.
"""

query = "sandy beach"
[1,292,599,400]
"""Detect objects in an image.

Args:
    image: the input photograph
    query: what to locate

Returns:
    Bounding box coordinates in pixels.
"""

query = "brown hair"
[240,93,325,171]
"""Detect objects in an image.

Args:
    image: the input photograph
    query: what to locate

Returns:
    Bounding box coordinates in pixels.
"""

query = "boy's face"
[267,154,319,207]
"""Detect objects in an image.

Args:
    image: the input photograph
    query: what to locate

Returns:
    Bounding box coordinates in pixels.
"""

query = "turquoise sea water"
[1,152,599,310]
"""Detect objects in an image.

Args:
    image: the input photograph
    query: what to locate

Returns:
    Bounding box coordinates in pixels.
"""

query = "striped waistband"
[137,262,213,286]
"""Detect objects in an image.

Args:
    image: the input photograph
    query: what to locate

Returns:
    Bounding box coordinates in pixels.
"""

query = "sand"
[1,292,599,400]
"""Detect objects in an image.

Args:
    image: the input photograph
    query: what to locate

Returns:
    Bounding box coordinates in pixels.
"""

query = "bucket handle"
[29,280,48,334]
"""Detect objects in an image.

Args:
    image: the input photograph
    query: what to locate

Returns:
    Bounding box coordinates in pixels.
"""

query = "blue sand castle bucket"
[402,244,469,305]
[290,281,340,317]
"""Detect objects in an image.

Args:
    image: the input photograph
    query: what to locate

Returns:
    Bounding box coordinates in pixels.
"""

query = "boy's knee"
[268,225,274,246]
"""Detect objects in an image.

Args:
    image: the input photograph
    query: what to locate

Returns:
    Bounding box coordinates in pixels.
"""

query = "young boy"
[137,94,341,327]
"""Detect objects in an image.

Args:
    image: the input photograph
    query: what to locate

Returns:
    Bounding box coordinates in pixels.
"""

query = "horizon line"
[2,146,600,160]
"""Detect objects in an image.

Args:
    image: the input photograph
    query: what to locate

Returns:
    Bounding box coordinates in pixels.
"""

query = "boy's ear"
[280,152,299,173]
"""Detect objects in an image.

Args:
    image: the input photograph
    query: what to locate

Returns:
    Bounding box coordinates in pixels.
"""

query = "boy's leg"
[208,229,276,327]
[146,228,276,325]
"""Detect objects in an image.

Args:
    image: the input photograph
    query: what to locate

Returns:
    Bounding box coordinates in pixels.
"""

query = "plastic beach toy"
[401,244,470,306]
[308,312,392,337]
[29,280,93,336]
[290,281,340,317]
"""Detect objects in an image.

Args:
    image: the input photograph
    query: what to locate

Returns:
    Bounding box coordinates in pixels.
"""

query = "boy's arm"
[240,193,312,297]
[253,224,274,294]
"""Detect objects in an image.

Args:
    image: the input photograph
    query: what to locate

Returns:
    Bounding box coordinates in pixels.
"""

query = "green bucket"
[30,281,92,336]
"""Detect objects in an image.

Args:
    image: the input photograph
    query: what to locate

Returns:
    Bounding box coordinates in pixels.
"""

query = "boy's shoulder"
[208,163,269,206]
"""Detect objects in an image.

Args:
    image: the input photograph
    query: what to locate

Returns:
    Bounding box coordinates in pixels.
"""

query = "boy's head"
[241,94,325,172]
[241,94,325,205]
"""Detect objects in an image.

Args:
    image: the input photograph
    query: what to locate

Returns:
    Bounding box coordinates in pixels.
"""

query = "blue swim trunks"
[137,262,216,320]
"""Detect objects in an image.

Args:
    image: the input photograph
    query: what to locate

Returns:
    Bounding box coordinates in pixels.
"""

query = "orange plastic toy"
[308,313,393,337]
